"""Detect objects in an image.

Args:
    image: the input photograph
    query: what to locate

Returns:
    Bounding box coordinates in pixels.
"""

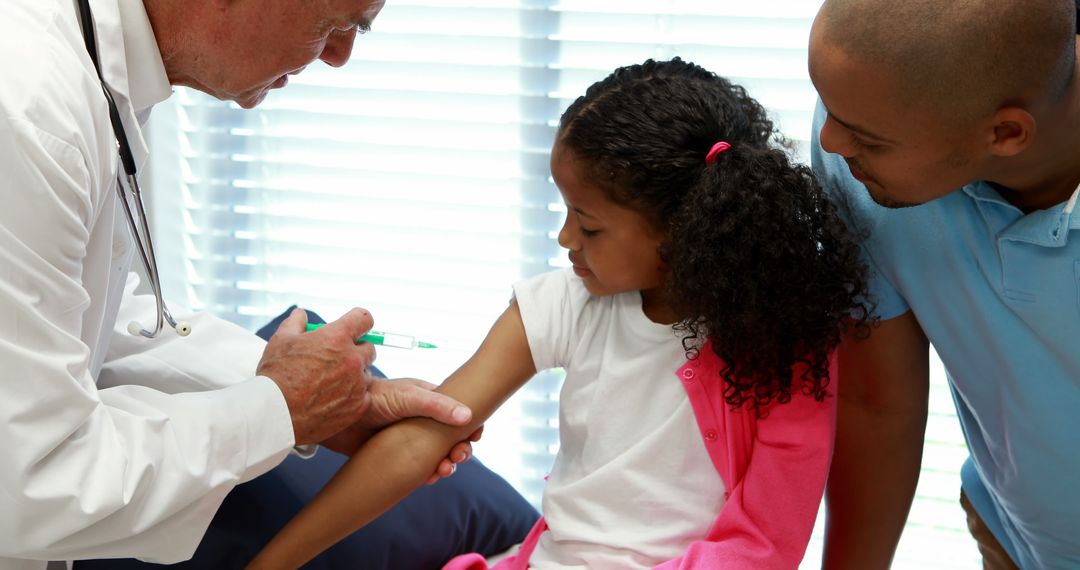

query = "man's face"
[808,28,988,208]
[185,0,386,109]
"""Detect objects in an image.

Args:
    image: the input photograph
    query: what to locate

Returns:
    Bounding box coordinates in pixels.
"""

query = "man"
[807,0,1080,568]
[0,0,534,568]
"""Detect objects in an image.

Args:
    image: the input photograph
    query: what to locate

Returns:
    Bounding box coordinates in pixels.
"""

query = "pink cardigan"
[445,344,836,570]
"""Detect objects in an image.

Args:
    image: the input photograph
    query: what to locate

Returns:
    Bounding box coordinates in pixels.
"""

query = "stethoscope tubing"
[115,172,180,337]
[78,0,188,338]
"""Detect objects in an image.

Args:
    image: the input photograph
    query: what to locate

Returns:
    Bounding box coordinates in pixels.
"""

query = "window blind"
[144,1,978,567]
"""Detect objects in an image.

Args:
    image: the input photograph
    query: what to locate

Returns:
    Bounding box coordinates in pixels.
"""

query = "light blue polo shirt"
[811,103,1080,569]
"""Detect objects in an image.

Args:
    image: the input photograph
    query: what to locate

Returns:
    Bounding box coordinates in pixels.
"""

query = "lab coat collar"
[90,0,171,174]
[117,0,171,117]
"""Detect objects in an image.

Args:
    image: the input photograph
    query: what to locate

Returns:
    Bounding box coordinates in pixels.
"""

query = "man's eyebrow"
[828,111,897,144]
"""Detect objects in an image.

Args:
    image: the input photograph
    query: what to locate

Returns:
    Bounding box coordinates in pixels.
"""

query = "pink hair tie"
[705,141,732,165]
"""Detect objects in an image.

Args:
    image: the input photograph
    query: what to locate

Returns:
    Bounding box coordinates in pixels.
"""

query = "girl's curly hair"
[558,58,871,415]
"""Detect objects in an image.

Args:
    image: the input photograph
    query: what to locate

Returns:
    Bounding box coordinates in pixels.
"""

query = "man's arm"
[822,311,930,569]
[247,301,537,570]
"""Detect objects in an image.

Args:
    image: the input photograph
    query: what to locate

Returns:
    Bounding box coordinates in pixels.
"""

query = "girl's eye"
[580,227,600,237]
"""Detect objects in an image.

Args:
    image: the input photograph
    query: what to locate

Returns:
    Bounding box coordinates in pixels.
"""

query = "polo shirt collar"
[963,182,1080,248]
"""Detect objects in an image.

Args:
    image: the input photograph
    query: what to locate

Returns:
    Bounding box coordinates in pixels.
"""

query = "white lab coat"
[0,0,296,567]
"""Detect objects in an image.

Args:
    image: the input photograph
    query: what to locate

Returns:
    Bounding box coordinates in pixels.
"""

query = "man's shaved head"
[815,0,1076,124]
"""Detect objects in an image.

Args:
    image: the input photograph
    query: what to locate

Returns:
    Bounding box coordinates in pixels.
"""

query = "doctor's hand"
[257,307,378,447]
[319,378,481,483]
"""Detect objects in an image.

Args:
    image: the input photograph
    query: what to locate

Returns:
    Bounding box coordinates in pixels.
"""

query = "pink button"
[681,368,696,381]
[704,429,718,441]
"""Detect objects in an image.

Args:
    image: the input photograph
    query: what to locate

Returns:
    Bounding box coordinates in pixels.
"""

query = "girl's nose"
[557,214,579,251]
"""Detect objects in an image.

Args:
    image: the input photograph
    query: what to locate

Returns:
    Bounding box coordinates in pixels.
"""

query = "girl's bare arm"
[247,302,537,570]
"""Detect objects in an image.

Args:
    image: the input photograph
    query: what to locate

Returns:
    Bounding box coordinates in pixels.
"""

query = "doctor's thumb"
[276,307,309,337]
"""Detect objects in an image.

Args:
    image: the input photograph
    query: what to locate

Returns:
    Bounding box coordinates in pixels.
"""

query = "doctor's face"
[180,0,385,109]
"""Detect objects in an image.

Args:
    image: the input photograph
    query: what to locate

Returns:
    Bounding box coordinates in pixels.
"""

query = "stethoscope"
[77,0,190,338]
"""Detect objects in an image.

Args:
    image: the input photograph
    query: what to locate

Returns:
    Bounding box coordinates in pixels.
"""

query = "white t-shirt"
[514,269,726,569]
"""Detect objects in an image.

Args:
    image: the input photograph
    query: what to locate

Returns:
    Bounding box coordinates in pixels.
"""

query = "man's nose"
[819,116,854,157]
[319,29,358,68]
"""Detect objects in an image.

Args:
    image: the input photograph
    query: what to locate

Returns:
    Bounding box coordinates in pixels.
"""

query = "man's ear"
[987,106,1036,157]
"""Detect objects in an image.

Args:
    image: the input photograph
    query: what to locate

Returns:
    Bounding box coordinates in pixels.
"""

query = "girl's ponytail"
[665,143,870,413]
[556,58,871,415]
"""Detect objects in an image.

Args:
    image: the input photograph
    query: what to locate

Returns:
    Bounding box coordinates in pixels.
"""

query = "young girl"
[248,58,869,570]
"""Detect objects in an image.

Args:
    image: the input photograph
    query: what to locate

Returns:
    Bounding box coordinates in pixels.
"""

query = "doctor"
[0,0,488,567]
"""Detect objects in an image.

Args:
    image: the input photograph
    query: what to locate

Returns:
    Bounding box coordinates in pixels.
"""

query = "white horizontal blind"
[144,1,978,567]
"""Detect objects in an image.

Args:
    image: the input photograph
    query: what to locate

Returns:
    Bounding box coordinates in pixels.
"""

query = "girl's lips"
[572,265,592,277]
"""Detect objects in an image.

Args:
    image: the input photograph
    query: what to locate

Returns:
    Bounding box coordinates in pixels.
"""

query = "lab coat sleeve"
[0,116,294,562]
[653,362,837,570]
[101,277,319,459]
[101,273,271,393]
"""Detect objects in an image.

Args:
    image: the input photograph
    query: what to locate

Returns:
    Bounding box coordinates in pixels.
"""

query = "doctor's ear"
[986,107,1036,158]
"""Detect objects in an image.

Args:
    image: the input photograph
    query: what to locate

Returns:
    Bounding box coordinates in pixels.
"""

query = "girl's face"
[551,142,671,319]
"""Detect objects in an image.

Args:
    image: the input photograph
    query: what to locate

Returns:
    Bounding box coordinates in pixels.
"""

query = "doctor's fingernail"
[451,406,471,423]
